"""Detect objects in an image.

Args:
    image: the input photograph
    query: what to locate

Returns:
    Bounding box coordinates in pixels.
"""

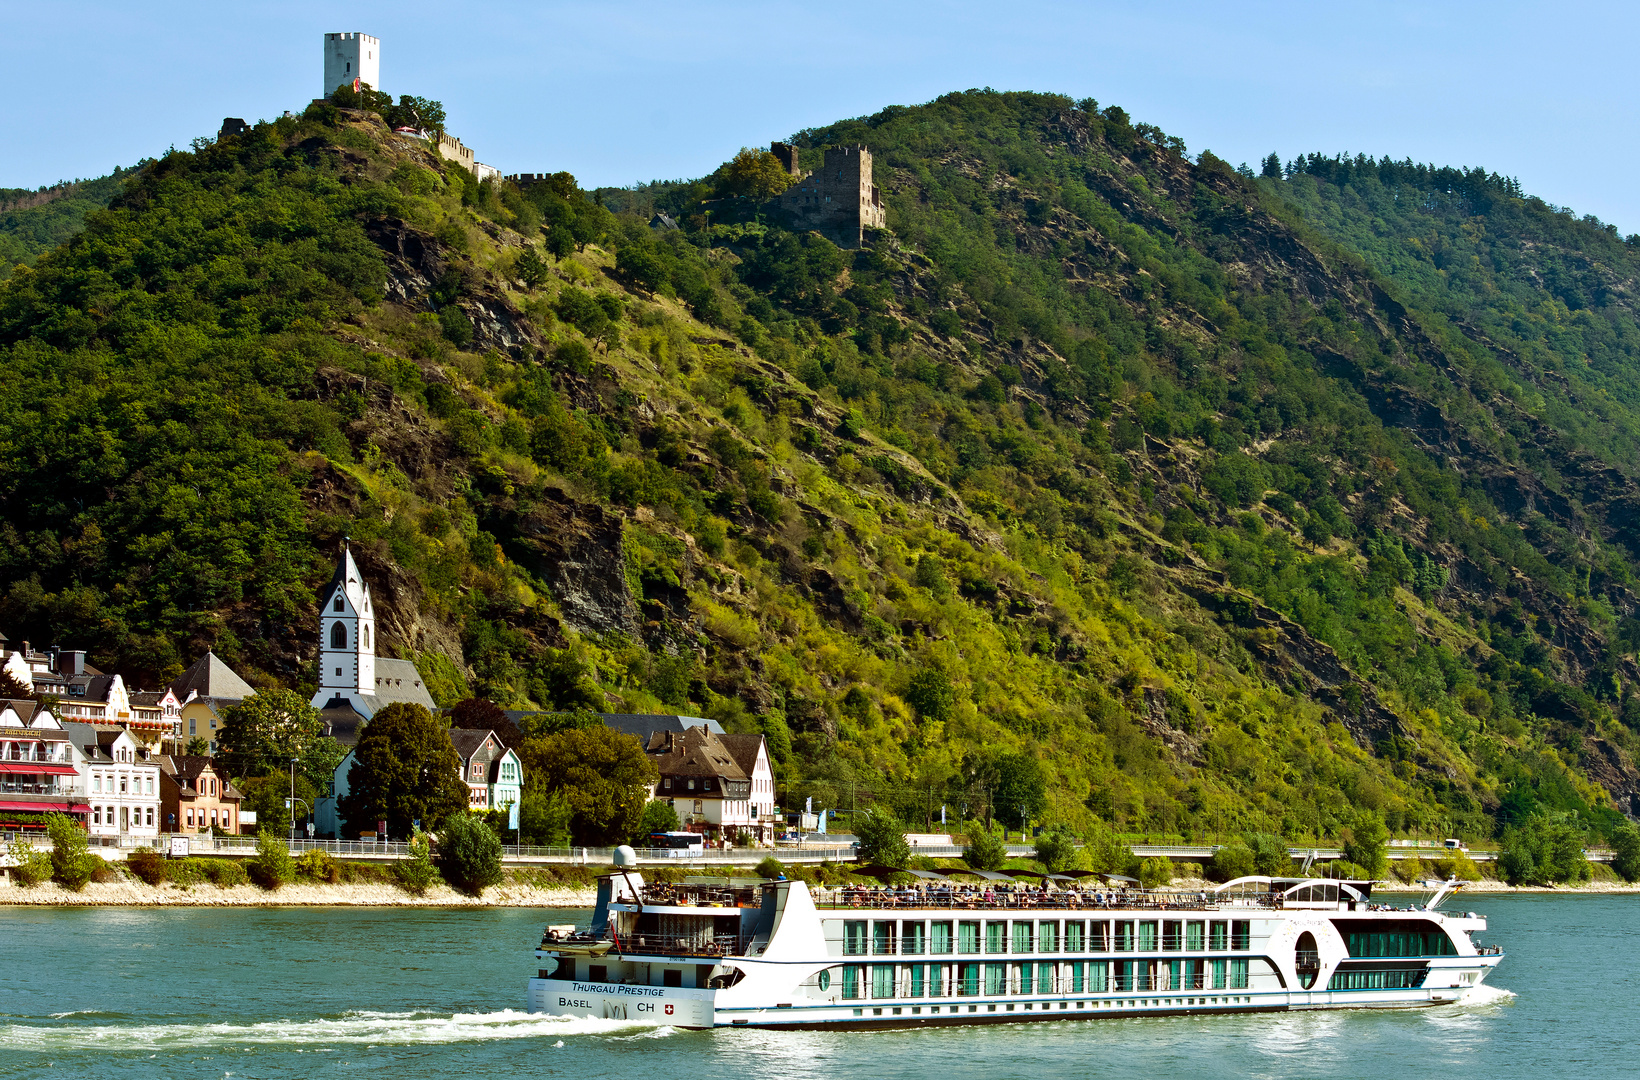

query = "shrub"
[1138,856,1174,889]
[247,829,295,890]
[1611,824,1640,883]
[755,855,786,879]
[126,848,169,886]
[201,859,249,888]
[439,812,503,896]
[46,813,99,892]
[963,827,1008,871]
[394,832,438,896]
[1393,855,1426,884]
[12,839,51,886]
[295,849,339,884]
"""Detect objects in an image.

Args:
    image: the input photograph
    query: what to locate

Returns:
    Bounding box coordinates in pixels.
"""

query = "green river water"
[0,893,1627,1079]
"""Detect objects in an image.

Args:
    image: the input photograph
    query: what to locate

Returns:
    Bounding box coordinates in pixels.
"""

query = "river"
[0,893,1628,1079]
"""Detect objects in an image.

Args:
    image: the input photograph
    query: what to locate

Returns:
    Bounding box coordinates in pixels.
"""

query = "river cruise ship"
[526,869,1503,1029]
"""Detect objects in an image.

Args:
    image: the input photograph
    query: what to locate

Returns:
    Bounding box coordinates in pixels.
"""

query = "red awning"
[0,762,77,775]
[0,800,87,814]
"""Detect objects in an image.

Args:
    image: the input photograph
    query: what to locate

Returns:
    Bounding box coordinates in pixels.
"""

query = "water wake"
[1455,984,1517,1008]
[1,1009,669,1052]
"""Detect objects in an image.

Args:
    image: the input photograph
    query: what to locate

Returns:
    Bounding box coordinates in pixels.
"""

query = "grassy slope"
[1,93,1636,847]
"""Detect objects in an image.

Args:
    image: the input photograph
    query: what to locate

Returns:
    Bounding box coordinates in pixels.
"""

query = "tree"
[1209,843,1256,882]
[516,247,550,290]
[1244,831,1293,876]
[183,737,211,756]
[237,772,318,835]
[216,688,342,794]
[1499,814,1591,885]
[518,785,573,846]
[1611,823,1640,883]
[45,812,97,891]
[905,667,956,724]
[633,798,680,844]
[711,148,799,199]
[449,696,524,749]
[0,668,31,699]
[338,703,468,839]
[853,809,910,868]
[992,753,1048,831]
[439,812,503,895]
[1341,814,1389,879]
[1138,856,1173,888]
[1034,829,1077,872]
[963,825,1008,871]
[516,725,656,844]
[1260,153,1282,179]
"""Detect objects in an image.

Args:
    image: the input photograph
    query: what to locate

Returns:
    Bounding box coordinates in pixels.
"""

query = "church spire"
[313,542,375,707]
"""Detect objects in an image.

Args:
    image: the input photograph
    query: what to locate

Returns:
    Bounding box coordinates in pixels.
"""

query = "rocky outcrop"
[510,488,639,638]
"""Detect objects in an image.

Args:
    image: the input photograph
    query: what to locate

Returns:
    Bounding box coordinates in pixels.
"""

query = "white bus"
[647,831,705,858]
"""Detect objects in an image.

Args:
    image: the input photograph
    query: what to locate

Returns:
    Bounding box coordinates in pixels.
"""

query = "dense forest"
[5,89,1640,859]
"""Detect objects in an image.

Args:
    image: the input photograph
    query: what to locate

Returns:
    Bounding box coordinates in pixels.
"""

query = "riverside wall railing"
[5,833,1611,867]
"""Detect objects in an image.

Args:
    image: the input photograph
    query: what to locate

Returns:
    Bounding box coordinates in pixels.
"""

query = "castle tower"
[314,546,375,706]
[323,32,380,96]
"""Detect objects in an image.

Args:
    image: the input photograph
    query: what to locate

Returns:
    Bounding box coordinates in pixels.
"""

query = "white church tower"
[323,32,380,97]
[314,545,375,709]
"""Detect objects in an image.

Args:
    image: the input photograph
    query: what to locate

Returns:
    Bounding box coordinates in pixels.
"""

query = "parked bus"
[647,831,705,857]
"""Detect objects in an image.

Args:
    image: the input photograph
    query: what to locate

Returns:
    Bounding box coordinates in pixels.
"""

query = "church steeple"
[316,543,375,701]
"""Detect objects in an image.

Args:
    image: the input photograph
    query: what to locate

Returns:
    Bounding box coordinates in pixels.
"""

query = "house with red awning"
[0,699,88,831]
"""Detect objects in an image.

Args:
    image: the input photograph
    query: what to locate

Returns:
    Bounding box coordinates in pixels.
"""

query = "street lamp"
[289,757,299,840]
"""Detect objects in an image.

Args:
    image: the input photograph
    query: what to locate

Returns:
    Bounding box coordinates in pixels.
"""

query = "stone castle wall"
[767,143,885,248]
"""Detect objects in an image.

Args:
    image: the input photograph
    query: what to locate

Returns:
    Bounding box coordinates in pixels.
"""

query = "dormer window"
[687,779,695,791]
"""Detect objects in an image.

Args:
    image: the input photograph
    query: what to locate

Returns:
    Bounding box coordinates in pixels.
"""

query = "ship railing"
[634,886,762,909]
[603,931,757,958]
[810,886,1282,912]
[1475,945,1503,955]
[1295,950,1321,975]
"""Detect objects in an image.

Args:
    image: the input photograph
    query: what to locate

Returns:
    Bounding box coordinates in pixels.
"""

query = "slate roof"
[601,713,726,741]
[645,726,749,782]
[317,698,369,747]
[365,658,437,711]
[168,651,255,701]
[717,733,768,778]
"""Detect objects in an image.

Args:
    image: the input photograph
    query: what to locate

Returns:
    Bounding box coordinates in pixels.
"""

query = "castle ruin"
[767,141,886,248]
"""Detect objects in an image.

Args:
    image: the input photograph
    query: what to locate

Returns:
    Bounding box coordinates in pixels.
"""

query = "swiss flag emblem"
[665,1004,674,1015]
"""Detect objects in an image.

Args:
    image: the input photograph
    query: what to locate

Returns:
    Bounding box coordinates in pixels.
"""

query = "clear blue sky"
[6,1,1638,231]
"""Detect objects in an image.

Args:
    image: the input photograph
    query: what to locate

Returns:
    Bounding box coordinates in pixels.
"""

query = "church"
[310,546,436,745]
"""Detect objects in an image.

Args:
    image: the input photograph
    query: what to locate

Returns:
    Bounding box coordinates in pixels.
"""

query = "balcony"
[0,782,81,797]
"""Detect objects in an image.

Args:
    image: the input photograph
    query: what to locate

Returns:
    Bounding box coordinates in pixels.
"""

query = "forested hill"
[5,89,1640,851]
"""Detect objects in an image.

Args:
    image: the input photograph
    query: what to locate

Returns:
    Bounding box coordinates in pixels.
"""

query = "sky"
[6,1,1639,231]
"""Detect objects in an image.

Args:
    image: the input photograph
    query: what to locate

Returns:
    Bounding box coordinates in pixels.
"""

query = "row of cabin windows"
[1327,966,1429,990]
[832,959,1251,999]
[842,919,1252,956]
[1343,932,1457,958]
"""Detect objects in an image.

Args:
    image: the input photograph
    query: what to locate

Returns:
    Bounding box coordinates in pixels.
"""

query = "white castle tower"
[323,32,380,96]
[314,546,375,707]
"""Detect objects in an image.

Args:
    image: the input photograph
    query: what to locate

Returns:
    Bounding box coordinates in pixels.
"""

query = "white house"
[63,722,161,842]
[645,726,778,843]
[315,727,522,838]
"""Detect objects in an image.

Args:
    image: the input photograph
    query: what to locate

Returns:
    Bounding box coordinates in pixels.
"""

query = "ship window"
[1114,921,1134,952]
[842,965,861,999]
[957,964,981,995]
[1210,921,1228,950]
[1186,921,1205,950]
[1231,921,1251,951]
[1163,921,1182,951]
[909,963,924,996]
[1038,921,1059,953]
[872,964,895,999]
[984,963,1007,995]
[588,965,607,983]
[1212,959,1227,989]
[1065,921,1083,952]
[1230,959,1249,988]
[872,921,896,956]
[663,968,683,987]
[817,969,831,992]
[958,921,979,955]
[985,922,1007,954]
[844,921,868,956]
[1137,922,1158,951]
[931,921,952,955]
[1012,921,1033,954]
[902,922,926,955]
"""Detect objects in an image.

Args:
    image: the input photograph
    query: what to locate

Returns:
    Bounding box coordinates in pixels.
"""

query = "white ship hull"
[527,874,1503,1030]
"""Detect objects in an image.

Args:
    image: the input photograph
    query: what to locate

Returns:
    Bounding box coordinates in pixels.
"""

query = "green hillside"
[2,90,1638,850]
[0,170,130,281]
